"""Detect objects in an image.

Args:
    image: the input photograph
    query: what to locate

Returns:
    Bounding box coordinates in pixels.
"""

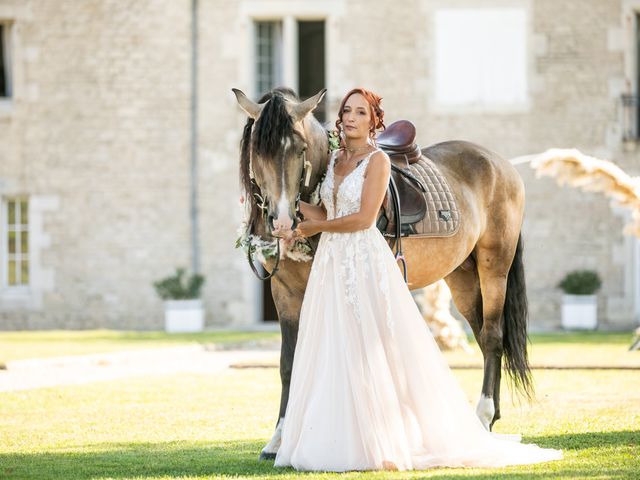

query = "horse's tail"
[502,232,533,398]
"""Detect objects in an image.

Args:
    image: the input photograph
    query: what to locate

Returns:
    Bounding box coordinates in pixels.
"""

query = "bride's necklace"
[344,144,370,153]
[338,143,373,167]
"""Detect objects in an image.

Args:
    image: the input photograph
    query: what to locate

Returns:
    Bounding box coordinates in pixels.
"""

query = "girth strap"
[388,174,408,283]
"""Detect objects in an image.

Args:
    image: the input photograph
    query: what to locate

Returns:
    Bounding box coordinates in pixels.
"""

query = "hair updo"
[335,88,386,142]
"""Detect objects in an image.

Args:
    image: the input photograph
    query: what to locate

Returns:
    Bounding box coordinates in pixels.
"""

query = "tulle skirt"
[274,227,562,471]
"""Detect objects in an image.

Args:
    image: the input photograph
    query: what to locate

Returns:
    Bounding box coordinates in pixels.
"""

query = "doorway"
[258,19,326,323]
[298,21,326,122]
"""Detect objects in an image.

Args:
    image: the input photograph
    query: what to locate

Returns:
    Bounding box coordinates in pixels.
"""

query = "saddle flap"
[393,171,425,217]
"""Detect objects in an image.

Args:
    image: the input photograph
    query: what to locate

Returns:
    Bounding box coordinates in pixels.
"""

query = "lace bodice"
[312,148,393,331]
[320,149,379,220]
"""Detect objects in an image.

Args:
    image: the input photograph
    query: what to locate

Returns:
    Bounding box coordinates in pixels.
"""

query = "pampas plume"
[530,148,640,236]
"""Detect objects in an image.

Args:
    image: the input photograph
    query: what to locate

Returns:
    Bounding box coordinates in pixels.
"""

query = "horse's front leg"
[260,316,298,460]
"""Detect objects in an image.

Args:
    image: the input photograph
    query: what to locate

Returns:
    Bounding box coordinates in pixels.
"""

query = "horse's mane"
[240,88,299,235]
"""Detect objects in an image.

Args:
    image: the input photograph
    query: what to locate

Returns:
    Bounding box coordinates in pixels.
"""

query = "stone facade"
[0,0,638,330]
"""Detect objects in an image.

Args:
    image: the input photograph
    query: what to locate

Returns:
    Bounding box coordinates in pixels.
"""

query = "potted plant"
[153,268,206,333]
[557,270,602,330]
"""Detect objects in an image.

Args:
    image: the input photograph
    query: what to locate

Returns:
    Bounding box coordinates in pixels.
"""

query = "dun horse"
[233,87,531,460]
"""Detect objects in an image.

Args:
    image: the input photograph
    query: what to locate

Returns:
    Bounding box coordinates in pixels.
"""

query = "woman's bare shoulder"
[369,149,390,169]
[364,149,390,178]
[371,149,390,163]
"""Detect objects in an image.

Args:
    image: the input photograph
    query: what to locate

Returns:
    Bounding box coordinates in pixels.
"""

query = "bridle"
[246,148,314,281]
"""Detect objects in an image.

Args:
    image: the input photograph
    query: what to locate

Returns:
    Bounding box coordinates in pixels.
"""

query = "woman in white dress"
[273,88,563,472]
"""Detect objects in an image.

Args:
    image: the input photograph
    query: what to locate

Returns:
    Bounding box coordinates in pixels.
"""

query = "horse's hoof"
[476,394,494,431]
[259,451,277,461]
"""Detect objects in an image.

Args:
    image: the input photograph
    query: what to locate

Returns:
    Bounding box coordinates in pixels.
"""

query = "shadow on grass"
[1,431,637,479]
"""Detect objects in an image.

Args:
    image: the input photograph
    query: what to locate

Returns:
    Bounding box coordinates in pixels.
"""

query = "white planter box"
[164,299,205,333]
[561,294,597,330]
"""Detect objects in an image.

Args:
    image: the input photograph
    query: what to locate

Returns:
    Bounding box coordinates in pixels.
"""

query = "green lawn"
[0,330,281,364]
[442,331,640,369]
[2,330,637,369]
[0,331,638,479]
[0,368,638,479]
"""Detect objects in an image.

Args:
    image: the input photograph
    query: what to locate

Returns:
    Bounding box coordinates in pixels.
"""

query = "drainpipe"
[190,0,200,273]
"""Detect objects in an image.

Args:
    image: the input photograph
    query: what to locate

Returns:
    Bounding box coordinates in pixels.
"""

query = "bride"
[273,88,563,472]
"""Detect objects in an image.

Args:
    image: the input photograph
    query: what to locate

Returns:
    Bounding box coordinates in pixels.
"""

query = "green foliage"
[327,129,341,152]
[558,270,602,295]
[235,226,312,261]
[153,268,205,300]
[235,229,279,260]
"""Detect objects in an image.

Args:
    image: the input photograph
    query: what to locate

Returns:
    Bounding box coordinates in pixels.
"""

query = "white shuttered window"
[434,8,528,108]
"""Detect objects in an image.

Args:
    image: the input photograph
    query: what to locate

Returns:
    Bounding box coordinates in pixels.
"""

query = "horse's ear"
[232,88,266,119]
[288,88,327,123]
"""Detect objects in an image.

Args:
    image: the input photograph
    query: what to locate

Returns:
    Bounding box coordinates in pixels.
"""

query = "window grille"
[3,199,29,286]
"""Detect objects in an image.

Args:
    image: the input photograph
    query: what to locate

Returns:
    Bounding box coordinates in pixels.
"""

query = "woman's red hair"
[335,88,386,142]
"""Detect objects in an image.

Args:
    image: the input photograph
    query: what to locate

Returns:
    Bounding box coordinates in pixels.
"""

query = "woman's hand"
[295,219,323,239]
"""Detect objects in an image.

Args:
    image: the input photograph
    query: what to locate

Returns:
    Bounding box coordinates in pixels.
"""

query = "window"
[2,199,29,287]
[0,23,10,98]
[255,21,282,96]
[434,8,528,108]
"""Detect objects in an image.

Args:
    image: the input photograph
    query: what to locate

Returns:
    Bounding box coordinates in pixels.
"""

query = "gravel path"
[0,346,280,392]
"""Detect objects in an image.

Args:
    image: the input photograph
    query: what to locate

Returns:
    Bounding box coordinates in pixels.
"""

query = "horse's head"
[233,87,326,238]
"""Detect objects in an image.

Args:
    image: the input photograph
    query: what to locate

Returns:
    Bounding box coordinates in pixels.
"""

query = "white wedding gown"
[274,149,563,472]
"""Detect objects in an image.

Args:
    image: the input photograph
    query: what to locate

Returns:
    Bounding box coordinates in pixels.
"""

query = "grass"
[228,331,640,370]
[442,331,640,369]
[2,330,636,369]
[0,367,638,479]
[0,329,281,364]
[0,331,638,479]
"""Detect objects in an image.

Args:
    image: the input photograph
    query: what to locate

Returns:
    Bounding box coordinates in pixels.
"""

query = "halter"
[245,149,314,281]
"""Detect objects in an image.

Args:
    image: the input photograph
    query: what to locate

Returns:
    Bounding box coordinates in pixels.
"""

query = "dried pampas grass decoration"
[530,148,640,236]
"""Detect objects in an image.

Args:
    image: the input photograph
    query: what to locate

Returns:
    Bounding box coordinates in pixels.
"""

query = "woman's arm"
[297,151,390,236]
[299,201,327,221]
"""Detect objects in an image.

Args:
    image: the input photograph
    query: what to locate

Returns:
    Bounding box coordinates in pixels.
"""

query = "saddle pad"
[406,157,460,237]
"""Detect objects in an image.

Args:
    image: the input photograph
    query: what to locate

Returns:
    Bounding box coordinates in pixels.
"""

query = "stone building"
[0,0,639,330]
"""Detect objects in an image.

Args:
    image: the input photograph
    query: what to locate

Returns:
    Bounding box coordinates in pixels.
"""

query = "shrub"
[558,270,602,295]
[153,268,205,300]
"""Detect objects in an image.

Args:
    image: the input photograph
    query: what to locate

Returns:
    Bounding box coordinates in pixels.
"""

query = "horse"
[232,87,531,460]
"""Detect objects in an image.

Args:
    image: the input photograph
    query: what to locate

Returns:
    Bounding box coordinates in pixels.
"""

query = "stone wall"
[0,0,193,328]
[0,0,638,329]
